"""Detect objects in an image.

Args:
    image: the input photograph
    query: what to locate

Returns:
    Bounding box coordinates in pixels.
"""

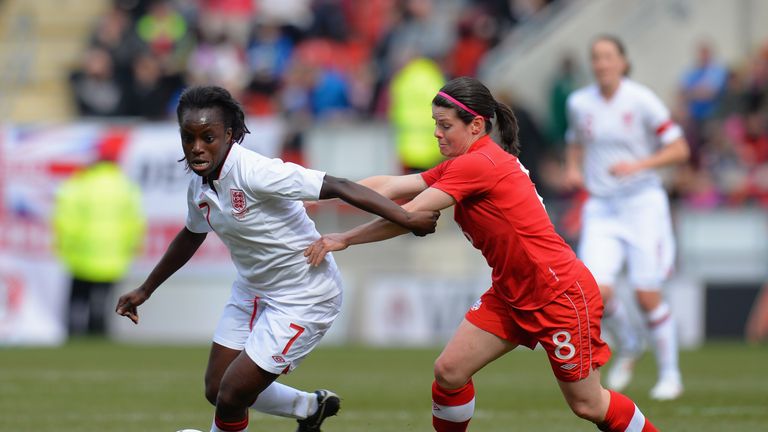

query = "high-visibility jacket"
[53,162,145,282]
[389,57,445,170]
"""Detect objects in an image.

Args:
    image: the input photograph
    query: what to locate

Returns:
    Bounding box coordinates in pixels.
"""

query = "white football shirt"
[566,78,683,197]
[185,144,341,304]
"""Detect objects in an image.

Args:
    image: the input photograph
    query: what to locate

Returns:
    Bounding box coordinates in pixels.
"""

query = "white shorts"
[212,282,342,375]
[578,188,675,290]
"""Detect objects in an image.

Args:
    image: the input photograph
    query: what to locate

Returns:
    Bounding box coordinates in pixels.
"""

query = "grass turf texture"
[1,340,766,431]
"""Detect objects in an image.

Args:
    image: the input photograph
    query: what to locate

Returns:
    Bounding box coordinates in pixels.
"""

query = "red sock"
[214,414,248,432]
[432,380,475,432]
[598,390,658,432]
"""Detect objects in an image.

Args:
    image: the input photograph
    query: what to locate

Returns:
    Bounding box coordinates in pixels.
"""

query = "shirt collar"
[204,143,239,184]
[466,134,493,154]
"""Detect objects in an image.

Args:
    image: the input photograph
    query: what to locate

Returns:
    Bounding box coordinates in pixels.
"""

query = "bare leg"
[746,283,768,343]
[431,319,515,431]
[204,343,241,405]
[434,319,516,389]
[558,369,658,431]
[558,369,610,423]
[214,351,278,430]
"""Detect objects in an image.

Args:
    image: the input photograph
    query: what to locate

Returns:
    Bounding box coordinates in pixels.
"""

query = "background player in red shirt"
[305,77,659,432]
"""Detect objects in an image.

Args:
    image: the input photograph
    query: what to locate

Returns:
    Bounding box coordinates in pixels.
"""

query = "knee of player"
[204,383,218,406]
[433,358,469,388]
[204,375,221,405]
[634,290,663,312]
[215,385,241,410]
[214,380,256,410]
[566,395,604,422]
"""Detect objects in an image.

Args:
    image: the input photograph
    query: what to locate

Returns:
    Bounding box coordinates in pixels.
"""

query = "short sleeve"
[640,88,683,145]
[428,153,497,202]
[420,160,448,187]
[185,182,213,233]
[243,156,326,200]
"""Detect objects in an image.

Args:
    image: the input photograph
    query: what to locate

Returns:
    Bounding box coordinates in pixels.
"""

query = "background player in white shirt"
[115,86,439,432]
[564,35,690,401]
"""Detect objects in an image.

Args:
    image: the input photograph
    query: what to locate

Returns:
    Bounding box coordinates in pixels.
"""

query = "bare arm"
[319,175,437,236]
[563,142,585,190]
[610,137,690,177]
[305,187,455,266]
[115,227,207,323]
[357,174,428,200]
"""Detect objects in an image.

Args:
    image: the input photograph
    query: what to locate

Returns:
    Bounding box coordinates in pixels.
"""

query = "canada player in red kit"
[305,77,659,431]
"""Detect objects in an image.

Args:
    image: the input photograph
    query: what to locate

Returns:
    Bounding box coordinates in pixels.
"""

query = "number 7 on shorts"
[282,323,305,355]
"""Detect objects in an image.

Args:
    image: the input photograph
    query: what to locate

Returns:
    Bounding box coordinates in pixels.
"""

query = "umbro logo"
[272,355,286,363]
[560,363,578,370]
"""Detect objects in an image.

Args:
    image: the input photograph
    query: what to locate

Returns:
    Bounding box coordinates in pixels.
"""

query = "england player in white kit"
[565,36,690,401]
[116,86,439,432]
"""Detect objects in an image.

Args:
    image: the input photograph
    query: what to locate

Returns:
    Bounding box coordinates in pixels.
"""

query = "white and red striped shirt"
[566,78,683,197]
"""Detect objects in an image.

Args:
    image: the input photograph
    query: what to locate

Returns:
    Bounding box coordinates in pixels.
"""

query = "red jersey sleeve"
[420,160,448,187]
[420,153,497,202]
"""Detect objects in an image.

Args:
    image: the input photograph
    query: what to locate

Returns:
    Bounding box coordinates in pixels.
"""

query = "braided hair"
[176,85,251,144]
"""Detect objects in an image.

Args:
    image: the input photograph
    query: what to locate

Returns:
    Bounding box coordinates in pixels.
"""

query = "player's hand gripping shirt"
[566,78,683,197]
[185,144,340,304]
[421,135,581,310]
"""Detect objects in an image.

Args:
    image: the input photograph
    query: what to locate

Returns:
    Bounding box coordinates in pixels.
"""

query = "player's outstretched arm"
[115,227,207,324]
[357,173,428,200]
[320,175,438,236]
[305,187,455,266]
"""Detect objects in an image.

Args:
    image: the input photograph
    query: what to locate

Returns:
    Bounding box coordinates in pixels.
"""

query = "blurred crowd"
[70,0,558,117]
[70,1,768,211]
[672,41,768,209]
[70,0,562,165]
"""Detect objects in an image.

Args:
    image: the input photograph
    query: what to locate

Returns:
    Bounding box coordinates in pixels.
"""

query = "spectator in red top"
[445,7,492,78]
[305,76,659,432]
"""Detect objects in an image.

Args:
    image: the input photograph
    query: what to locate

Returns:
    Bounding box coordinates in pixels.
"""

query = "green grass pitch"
[1,340,766,431]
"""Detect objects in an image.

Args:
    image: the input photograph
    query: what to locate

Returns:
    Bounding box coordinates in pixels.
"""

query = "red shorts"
[465,269,611,382]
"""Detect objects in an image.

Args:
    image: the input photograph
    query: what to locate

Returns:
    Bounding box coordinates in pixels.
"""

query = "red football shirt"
[421,135,582,310]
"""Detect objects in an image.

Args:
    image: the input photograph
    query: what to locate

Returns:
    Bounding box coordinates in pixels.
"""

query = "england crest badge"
[230,188,248,219]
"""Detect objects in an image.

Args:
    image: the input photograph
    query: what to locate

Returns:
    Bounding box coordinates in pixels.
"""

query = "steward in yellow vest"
[53,161,145,335]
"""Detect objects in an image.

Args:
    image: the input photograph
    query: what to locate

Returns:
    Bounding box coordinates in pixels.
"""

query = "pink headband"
[437,91,483,118]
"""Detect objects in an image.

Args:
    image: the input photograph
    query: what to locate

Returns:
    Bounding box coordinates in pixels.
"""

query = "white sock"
[432,398,475,423]
[250,382,318,419]
[604,298,643,355]
[645,302,680,381]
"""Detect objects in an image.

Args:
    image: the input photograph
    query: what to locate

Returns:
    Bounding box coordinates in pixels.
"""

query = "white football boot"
[650,373,683,401]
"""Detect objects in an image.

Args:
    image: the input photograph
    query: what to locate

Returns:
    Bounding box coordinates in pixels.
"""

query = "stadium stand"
[0,0,109,121]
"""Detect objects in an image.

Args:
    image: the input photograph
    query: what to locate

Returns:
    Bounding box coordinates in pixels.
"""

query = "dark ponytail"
[493,100,520,155]
[432,76,520,155]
